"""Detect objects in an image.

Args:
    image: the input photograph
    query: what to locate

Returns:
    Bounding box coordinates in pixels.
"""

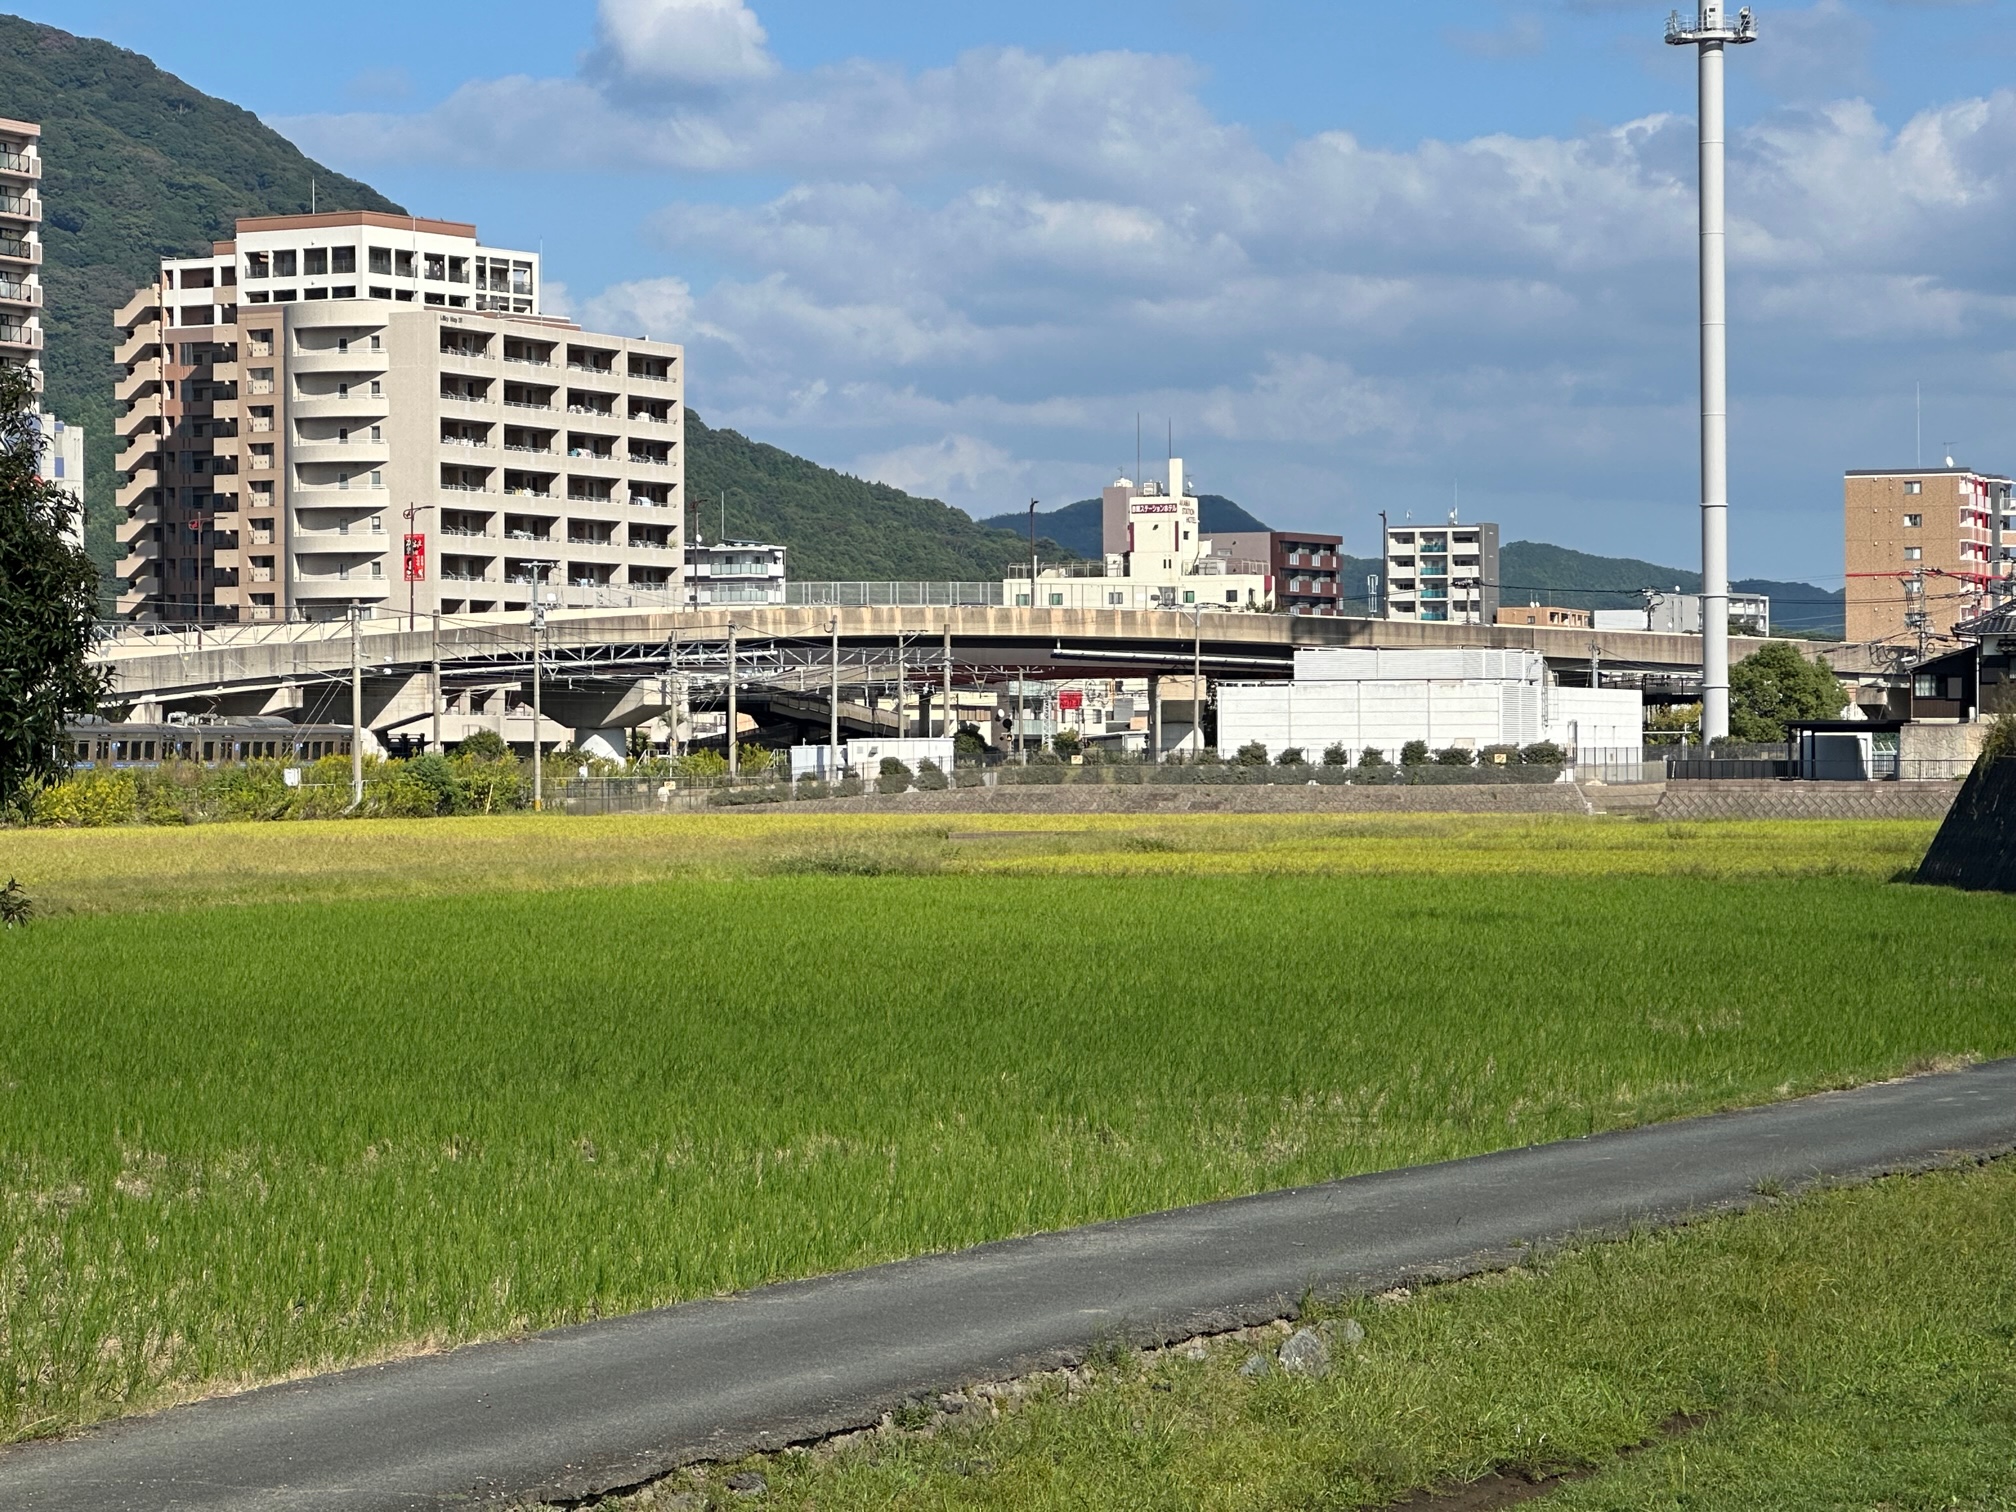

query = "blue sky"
[45,0,2016,582]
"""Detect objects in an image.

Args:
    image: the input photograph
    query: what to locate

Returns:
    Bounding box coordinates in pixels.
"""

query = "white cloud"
[590,0,776,89]
[852,434,1029,504]
[273,21,2016,572]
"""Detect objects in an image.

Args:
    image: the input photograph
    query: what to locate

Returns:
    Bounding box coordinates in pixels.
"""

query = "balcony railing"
[0,150,37,175]
[0,278,36,304]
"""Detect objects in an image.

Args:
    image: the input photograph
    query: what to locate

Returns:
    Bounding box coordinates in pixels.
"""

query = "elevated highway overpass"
[91,606,1864,747]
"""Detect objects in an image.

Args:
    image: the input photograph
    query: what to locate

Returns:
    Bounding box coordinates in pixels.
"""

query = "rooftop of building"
[0,117,40,138]
[198,211,494,258]
[1844,466,2012,481]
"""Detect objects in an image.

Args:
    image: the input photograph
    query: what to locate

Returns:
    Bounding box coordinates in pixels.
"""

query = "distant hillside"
[685,411,1069,580]
[981,494,1270,558]
[1498,542,1844,635]
[0,14,402,580]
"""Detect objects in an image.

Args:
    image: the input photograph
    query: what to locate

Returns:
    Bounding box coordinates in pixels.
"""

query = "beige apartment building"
[114,211,684,623]
[1844,467,2014,648]
[0,117,40,388]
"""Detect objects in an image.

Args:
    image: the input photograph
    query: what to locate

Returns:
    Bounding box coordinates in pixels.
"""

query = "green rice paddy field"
[0,813,2012,1444]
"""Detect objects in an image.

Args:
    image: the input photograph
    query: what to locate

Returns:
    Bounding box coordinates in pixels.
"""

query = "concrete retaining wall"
[1651,780,1959,822]
[766,783,1594,816]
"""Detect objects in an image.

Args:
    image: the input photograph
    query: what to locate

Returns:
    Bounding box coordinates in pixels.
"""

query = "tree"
[1275,746,1307,766]
[1235,741,1269,766]
[1322,742,1349,766]
[1400,740,1431,767]
[953,721,989,761]
[0,370,109,812]
[1434,746,1475,767]
[1728,641,1846,742]
[454,729,510,760]
[1052,728,1082,759]
[1357,746,1390,770]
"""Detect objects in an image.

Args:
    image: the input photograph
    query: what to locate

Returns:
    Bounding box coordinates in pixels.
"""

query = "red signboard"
[403,534,427,582]
[1059,690,1084,711]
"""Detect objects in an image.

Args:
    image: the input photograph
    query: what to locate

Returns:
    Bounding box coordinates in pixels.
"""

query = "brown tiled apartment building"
[1844,467,2014,647]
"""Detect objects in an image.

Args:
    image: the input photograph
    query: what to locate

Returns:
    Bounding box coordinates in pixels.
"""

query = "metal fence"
[785,582,1007,608]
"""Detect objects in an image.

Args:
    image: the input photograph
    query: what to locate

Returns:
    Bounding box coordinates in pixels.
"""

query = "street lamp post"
[1667,3,1758,744]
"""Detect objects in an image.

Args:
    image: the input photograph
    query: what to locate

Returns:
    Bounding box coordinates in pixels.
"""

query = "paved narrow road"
[6,1061,2014,1511]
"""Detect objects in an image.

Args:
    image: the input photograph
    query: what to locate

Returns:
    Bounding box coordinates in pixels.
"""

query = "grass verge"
[617,1160,2016,1511]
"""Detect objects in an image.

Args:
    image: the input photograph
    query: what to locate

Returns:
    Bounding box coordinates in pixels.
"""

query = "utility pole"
[942,623,953,742]
[1590,641,1602,690]
[1377,510,1389,618]
[348,605,364,808]
[896,634,907,739]
[1667,2,1757,744]
[829,616,841,772]
[1192,602,1204,757]
[531,597,546,811]
[1027,498,1039,606]
[669,622,683,757]
[725,620,738,778]
[430,609,442,753]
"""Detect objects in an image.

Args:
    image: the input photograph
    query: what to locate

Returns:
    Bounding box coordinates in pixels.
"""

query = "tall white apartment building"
[114,212,683,623]
[1383,520,1500,625]
[0,117,40,391]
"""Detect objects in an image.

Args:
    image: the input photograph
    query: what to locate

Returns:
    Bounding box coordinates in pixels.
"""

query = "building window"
[370,380,382,396]
[1902,513,1921,528]
[333,247,357,275]
[245,252,269,279]
[369,247,392,274]
[1905,547,1922,561]
[274,250,297,278]
[304,249,328,276]
[371,471,384,488]
[424,254,447,282]
[1904,481,1922,495]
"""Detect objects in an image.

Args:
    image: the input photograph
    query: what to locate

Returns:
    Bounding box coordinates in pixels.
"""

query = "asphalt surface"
[6,1060,2014,1511]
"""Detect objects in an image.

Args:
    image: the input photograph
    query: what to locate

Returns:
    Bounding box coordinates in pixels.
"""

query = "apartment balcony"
[112,327,160,366]
[288,350,389,377]
[117,500,161,541]
[0,233,39,268]
[117,362,163,403]
[0,276,38,312]
[292,574,392,602]
[0,147,41,183]
[290,483,390,506]
[114,288,158,327]
[291,526,393,552]
[291,438,390,467]
[290,393,391,422]
[0,320,41,354]
[117,472,160,512]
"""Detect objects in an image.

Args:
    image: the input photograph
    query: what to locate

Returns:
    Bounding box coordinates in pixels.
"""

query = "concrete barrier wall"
[1652,780,1959,822]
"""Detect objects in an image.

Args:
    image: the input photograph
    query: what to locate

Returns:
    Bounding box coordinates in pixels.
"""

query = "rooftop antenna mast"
[1666,2,1758,745]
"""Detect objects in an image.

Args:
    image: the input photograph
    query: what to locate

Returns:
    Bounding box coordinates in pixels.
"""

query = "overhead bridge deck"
[94,606,1847,726]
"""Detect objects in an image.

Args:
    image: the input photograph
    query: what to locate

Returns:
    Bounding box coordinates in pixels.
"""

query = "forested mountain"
[1,14,401,579]
[685,411,1067,581]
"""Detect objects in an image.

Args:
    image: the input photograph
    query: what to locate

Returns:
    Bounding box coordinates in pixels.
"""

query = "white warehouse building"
[1216,648,1643,761]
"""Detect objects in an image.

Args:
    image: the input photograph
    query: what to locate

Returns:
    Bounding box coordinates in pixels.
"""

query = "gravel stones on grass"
[1238,1352,1273,1379]
[1278,1328,1332,1378]
[724,1470,767,1496]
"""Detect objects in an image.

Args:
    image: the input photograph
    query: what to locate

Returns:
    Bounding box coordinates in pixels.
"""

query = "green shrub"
[1435,746,1476,767]
[1322,743,1349,766]
[1400,740,1431,767]
[1276,747,1307,767]
[877,758,913,795]
[1480,744,1521,767]
[953,722,990,761]
[1357,746,1390,771]
[455,730,510,760]
[1235,741,1269,766]
[0,877,32,927]
[915,759,949,792]
[31,770,137,827]
[1053,729,1082,759]
[1521,741,1565,767]
[455,757,526,815]
[1981,713,2016,765]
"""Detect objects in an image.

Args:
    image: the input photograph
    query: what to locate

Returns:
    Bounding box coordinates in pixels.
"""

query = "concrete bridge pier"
[536,679,674,760]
